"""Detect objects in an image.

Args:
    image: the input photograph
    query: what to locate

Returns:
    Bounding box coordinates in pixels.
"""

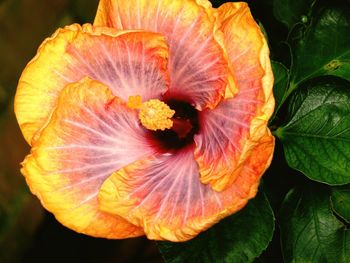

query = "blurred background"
[0,0,164,262]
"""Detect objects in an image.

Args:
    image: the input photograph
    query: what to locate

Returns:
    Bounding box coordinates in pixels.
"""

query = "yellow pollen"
[127,95,142,109]
[127,96,175,131]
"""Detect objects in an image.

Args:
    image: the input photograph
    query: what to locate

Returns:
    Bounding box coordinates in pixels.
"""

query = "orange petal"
[94,0,237,110]
[21,78,159,238]
[217,2,274,116]
[98,135,273,242]
[193,3,275,191]
[15,23,169,145]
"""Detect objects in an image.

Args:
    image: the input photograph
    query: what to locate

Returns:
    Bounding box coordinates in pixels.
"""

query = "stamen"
[127,95,142,109]
[127,96,175,131]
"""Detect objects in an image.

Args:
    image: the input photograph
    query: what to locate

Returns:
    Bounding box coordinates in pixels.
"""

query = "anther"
[127,96,175,131]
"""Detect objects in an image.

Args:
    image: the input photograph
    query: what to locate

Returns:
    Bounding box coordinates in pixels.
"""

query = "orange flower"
[15,1,274,242]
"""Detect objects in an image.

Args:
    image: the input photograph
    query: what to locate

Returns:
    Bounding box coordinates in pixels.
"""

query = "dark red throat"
[147,99,200,153]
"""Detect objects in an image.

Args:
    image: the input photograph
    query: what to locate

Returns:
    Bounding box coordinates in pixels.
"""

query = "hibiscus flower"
[15,0,274,242]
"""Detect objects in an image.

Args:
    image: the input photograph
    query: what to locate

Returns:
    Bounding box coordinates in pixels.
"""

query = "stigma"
[127,96,175,131]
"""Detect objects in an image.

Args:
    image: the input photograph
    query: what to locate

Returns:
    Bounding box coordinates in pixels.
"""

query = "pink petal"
[15,24,169,144]
[98,144,274,241]
[94,0,235,110]
[22,78,156,238]
[193,3,275,191]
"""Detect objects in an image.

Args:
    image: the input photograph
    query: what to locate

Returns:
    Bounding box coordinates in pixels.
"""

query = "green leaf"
[157,191,274,263]
[331,185,350,223]
[275,78,350,185]
[273,0,315,29]
[271,61,289,110]
[279,185,350,263]
[290,2,350,88]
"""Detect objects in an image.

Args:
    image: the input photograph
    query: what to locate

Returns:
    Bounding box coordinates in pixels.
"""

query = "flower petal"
[22,78,157,238]
[194,3,275,191]
[94,0,236,110]
[98,135,273,242]
[15,24,169,145]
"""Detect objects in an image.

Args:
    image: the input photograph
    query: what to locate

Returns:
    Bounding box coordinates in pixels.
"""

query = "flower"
[15,0,274,242]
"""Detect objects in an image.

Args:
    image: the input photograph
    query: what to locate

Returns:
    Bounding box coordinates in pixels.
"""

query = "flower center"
[150,99,200,152]
[127,96,199,152]
[128,96,175,131]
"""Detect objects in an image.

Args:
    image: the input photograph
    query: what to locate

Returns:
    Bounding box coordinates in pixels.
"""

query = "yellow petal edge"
[197,2,275,191]
[21,77,144,238]
[15,23,169,146]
